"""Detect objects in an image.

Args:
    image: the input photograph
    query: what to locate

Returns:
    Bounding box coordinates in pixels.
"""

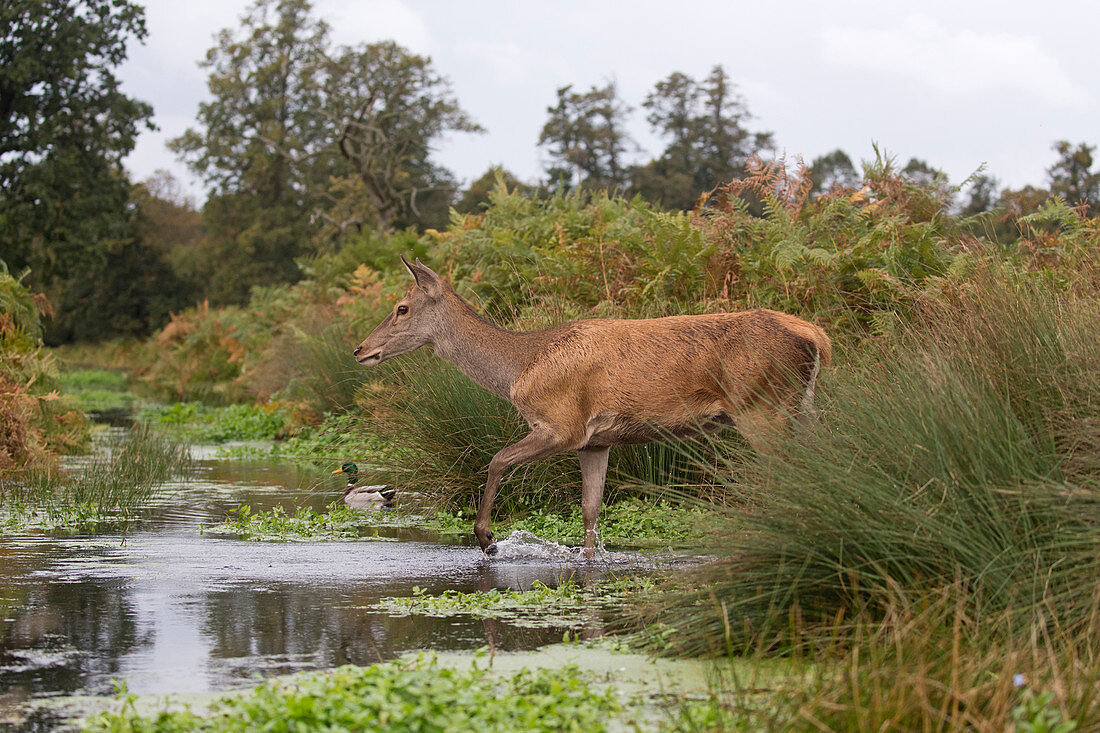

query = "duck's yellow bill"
[331,468,344,474]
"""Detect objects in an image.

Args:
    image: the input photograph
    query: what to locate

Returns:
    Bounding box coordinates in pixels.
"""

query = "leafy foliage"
[207,503,385,541]
[140,401,289,443]
[0,0,153,284]
[0,267,87,476]
[507,499,709,546]
[85,656,623,732]
[372,580,591,627]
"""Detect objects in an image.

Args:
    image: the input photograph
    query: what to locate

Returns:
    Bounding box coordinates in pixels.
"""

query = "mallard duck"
[331,462,396,510]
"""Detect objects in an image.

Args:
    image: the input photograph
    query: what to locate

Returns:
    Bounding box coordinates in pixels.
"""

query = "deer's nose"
[353,346,363,357]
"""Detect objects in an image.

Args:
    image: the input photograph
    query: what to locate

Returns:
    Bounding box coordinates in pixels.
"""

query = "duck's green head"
[332,462,358,476]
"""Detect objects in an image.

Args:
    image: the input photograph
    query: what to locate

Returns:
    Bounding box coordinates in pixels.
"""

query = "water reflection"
[1,537,586,699]
[0,453,662,729]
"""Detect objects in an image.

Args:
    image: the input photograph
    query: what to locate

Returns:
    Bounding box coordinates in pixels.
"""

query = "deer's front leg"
[476,426,570,555]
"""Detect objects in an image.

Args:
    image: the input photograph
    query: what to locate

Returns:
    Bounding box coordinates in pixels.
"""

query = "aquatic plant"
[210,499,707,546]
[84,655,623,733]
[207,503,395,541]
[4,423,190,524]
[507,499,710,547]
[371,578,654,630]
[372,580,590,627]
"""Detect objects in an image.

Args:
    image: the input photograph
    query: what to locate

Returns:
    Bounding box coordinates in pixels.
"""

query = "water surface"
[1,450,670,729]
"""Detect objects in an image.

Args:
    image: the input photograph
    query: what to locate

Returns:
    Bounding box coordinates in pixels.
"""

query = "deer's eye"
[396,305,409,316]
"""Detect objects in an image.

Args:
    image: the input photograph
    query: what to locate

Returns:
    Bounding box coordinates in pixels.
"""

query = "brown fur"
[355,258,831,555]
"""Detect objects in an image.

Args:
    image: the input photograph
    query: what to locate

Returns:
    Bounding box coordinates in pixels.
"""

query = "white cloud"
[820,14,1093,109]
[317,0,431,52]
[455,40,569,87]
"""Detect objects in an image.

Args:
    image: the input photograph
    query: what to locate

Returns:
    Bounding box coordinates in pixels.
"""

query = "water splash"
[490,530,646,564]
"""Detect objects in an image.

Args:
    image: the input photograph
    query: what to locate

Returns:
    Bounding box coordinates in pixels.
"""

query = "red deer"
[354,258,831,557]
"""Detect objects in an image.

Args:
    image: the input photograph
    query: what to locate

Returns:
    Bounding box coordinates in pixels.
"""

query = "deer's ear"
[403,256,443,298]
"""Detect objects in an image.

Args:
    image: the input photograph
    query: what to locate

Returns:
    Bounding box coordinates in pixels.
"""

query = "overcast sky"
[118,0,1100,203]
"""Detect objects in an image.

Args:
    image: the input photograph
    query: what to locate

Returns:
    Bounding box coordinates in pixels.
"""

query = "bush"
[0,265,88,476]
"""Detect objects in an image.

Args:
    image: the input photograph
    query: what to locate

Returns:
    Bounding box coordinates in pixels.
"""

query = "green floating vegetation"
[203,503,402,542]
[508,499,709,547]
[204,499,707,547]
[370,579,654,630]
[84,655,623,733]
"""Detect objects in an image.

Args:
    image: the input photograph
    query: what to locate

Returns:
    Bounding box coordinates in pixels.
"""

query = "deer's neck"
[430,294,534,400]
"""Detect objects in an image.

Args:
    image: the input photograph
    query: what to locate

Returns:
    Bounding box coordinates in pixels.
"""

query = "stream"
[0,440,676,730]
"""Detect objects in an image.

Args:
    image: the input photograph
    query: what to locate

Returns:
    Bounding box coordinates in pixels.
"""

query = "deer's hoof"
[484,542,498,556]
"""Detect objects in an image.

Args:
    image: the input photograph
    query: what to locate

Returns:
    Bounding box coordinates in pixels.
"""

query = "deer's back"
[511,309,829,446]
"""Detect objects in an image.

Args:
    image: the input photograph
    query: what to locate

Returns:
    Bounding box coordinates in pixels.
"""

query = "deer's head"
[354,257,446,366]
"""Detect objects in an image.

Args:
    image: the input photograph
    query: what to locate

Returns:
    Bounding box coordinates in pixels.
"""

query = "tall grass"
[653,271,1100,657]
[787,586,1100,731]
[4,423,191,517]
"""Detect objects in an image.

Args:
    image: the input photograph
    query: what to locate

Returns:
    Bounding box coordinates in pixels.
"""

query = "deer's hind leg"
[577,446,610,558]
[476,426,573,555]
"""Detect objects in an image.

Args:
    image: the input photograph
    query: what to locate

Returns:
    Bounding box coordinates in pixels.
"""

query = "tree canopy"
[538,82,633,191]
[0,0,153,283]
[631,66,773,209]
[326,40,483,232]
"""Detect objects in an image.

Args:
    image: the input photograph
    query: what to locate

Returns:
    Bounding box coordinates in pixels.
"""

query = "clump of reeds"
[5,423,191,517]
[651,270,1100,657]
[787,586,1100,731]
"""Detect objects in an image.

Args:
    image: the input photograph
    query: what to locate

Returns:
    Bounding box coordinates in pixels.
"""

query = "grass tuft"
[2,423,191,525]
[649,271,1100,656]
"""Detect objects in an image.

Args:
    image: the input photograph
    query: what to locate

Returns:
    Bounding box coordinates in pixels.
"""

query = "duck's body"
[332,463,396,510]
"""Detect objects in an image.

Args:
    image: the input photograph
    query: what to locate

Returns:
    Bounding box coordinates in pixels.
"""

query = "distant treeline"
[2,0,1099,344]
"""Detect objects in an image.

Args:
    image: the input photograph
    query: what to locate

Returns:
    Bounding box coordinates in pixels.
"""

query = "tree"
[130,171,204,286]
[538,82,634,191]
[808,149,859,197]
[324,40,483,232]
[0,0,153,283]
[901,158,947,189]
[633,65,772,209]
[454,166,530,215]
[169,0,333,302]
[960,173,1000,216]
[1048,141,1099,214]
